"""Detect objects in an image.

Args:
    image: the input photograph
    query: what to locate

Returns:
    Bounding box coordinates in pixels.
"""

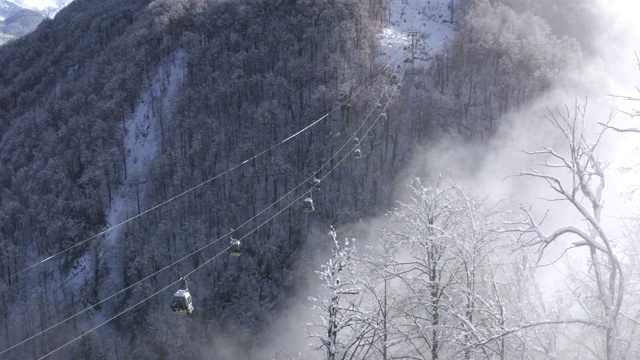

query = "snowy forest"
[0,0,639,359]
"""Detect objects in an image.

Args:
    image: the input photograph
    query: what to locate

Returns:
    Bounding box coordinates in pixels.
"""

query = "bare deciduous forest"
[1,0,639,359]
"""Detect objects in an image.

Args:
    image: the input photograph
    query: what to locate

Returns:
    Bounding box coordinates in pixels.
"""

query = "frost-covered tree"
[432,0,581,140]
[357,233,405,360]
[307,229,374,360]
[376,178,526,359]
[520,101,625,360]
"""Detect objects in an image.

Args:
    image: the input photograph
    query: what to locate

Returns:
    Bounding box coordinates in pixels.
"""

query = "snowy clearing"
[378,0,454,68]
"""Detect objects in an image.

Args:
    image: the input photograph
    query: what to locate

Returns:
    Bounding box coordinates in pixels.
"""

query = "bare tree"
[378,178,524,359]
[307,229,375,360]
[520,101,624,360]
[357,229,409,360]
[603,54,640,124]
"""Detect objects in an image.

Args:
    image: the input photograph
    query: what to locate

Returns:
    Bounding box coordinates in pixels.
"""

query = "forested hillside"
[0,0,401,358]
[1,0,635,359]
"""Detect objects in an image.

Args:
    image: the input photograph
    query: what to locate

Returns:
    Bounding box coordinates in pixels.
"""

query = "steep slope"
[0,8,44,36]
[0,0,22,19]
[0,0,410,359]
[0,0,592,358]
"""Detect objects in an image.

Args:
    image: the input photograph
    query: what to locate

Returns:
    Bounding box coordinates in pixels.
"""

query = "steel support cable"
[356,64,407,143]
[37,85,394,357]
[2,64,396,358]
[8,61,393,281]
[334,62,408,169]
[194,70,406,273]
[34,78,397,360]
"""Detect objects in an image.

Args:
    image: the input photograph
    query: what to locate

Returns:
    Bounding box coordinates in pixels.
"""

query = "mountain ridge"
[0,0,72,44]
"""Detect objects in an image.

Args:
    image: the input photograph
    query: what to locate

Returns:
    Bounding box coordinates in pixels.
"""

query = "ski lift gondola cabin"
[171,278,194,315]
[352,136,360,147]
[228,238,241,256]
[312,177,321,191]
[303,197,315,212]
[354,148,362,159]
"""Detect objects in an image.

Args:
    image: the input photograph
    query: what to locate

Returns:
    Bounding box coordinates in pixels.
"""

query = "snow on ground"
[5,0,72,16]
[378,0,454,69]
[106,50,186,245]
[65,52,187,299]
[7,0,70,12]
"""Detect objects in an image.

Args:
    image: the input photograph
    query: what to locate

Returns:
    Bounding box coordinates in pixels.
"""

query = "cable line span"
[8,61,393,282]
[2,63,401,359]
[35,85,397,358]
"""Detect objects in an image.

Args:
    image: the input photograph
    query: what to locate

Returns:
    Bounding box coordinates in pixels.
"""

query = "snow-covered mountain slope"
[379,0,454,68]
[2,0,72,16]
[0,0,72,44]
[0,9,40,44]
[0,0,22,20]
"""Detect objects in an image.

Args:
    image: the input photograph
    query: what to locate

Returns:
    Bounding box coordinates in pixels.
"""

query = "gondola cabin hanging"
[353,148,362,159]
[228,238,241,256]
[311,177,321,191]
[171,278,194,315]
[303,197,315,212]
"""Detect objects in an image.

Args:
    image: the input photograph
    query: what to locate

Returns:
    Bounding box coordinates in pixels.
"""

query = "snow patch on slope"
[378,0,454,68]
[106,51,186,245]
[65,51,187,302]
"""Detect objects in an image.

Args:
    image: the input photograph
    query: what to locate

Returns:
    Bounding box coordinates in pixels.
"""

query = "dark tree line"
[0,0,409,358]
[407,0,582,141]
[0,0,597,358]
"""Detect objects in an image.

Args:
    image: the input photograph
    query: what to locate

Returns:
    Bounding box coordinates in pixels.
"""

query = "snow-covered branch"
[518,100,626,360]
[463,318,606,351]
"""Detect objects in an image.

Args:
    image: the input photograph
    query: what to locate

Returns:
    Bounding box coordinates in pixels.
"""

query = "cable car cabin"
[303,197,315,212]
[171,289,194,315]
[312,177,321,191]
[228,238,241,256]
[380,113,387,121]
[352,136,360,146]
[354,148,362,159]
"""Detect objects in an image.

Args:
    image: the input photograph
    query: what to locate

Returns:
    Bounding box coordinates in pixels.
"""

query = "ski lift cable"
[179,67,407,283]
[355,64,407,147]
[177,72,404,278]
[317,65,406,185]
[337,63,408,163]
[25,184,303,360]
[35,278,183,360]
[32,86,389,359]
[180,66,406,278]
[35,78,396,359]
[8,60,394,281]
[184,73,408,276]
[312,62,407,174]
[9,61,405,358]
[3,152,331,358]
[1,64,398,358]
